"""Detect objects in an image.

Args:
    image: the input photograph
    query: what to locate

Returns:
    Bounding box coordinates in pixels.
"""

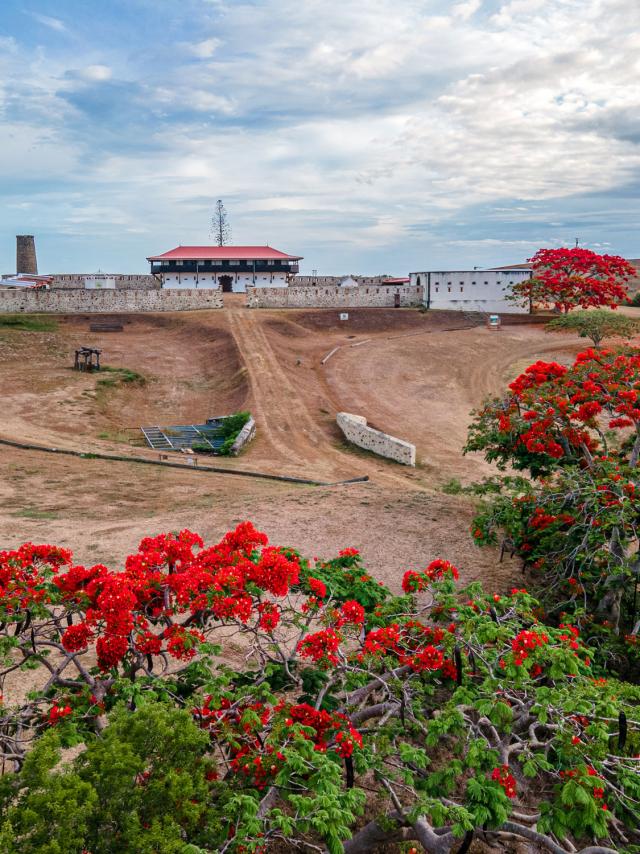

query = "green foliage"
[97,366,146,388]
[0,313,57,332]
[0,705,215,854]
[188,412,251,456]
[546,309,640,347]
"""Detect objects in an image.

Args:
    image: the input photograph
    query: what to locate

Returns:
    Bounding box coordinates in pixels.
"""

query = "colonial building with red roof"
[147,246,302,292]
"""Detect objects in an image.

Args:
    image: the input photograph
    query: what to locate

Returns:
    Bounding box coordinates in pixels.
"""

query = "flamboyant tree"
[1,525,638,853]
[466,347,640,635]
[510,248,635,313]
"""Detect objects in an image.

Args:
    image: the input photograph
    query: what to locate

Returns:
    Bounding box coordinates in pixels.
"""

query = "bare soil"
[0,306,584,591]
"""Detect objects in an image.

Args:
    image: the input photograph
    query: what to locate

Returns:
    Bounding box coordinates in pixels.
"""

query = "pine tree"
[210,199,231,246]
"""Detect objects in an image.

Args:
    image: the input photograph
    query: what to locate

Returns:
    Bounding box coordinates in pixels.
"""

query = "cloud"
[79,64,112,82]
[0,0,639,275]
[27,11,67,32]
[187,37,221,58]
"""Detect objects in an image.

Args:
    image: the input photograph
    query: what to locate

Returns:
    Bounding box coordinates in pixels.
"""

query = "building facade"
[409,270,532,314]
[147,246,302,292]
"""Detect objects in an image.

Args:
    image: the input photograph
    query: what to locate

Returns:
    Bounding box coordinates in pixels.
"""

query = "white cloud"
[1,0,639,272]
[188,37,221,58]
[79,64,112,82]
[28,12,67,32]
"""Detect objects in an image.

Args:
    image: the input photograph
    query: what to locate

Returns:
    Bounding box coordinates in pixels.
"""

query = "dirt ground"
[0,305,586,592]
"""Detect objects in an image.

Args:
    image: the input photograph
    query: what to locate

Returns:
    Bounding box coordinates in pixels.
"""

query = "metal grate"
[140,421,229,452]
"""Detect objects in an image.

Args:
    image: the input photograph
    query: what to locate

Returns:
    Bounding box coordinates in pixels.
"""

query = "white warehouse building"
[409,269,532,314]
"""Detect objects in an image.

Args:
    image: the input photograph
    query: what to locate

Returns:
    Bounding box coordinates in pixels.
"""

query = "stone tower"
[16,235,38,275]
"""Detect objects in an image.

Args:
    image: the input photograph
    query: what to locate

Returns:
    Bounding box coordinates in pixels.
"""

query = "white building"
[147,246,302,292]
[409,269,532,314]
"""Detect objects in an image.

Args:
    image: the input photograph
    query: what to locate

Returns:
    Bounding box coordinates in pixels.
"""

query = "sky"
[0,0,638,276]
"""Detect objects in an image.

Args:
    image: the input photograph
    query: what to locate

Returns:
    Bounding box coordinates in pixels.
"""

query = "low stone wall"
[337,412,416,466]
[230,416,256,456]
[0,287,223,314]
[294,275,398,287]
[247,285,423,308]
[51,274,159,290]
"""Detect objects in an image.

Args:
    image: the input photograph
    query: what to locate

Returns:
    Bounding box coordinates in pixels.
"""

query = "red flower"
[61,622,94,652]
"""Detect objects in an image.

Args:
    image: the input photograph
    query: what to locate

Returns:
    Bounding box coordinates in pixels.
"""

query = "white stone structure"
[409,270,531,314]
[337,412,416,466]
[147,246,302,293]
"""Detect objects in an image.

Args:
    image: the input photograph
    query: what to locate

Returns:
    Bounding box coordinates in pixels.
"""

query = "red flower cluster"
[48,703,72,725]
[491,765,517,798]
[401,559,460,593]
[511,629,548,666]
[61,622,94,652]
[298,628,342,666]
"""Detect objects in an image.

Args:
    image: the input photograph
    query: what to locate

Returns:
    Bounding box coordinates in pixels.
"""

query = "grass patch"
[12,507,59,520]
[441,477,464,495]
[0,314,58,332]
[96,366,146,389]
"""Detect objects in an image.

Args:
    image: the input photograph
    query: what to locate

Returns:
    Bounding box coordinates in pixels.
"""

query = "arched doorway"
[416,275,421,287]
[219,275,233,292]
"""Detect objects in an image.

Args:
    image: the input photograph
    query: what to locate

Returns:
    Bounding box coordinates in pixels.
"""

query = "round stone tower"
[16,235,38,275]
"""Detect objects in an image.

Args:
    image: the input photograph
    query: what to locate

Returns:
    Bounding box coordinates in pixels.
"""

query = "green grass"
[96,366,146,390]
[0,314,58,332]
[12,508,59,520]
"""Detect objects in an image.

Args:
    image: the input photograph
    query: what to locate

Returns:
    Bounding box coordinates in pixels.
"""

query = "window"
[460,286,464,292]
[447,287,451,293]
[212,260,222,266]
[459,281,464,285]
[447,281,452,285]
[230,260,240,266]
[176,261,183,266]
[267,260,274,265]
[434,281,439,286]
[435,286,439,293]
[472,281,476,285]
[484,281,489,285]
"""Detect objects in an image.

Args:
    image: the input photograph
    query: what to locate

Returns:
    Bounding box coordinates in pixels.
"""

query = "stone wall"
[337,412,416,466]
[51,274,159,290]
[295,275,400,286]
[247,285,423,308]
[230,416,256,456]
[0,287,223,314]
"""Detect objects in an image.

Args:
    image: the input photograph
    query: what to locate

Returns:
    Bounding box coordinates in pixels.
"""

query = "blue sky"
[0,0,638,275]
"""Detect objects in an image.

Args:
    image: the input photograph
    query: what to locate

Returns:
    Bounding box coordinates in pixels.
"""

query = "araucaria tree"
[510,248,635,313]
[210,198,232,246]
[466,347,640,640]
[1,525,639,853]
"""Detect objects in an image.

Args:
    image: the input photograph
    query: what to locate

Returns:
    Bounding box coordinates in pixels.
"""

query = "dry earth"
[0,303,586,594]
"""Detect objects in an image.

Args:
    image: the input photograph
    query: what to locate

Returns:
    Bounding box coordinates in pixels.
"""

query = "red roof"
[384,277,410,284]
[147,245,302,261]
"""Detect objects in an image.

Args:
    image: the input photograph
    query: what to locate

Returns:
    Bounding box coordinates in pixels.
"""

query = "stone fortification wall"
[247,285,423,308]
[0,288,222,314]
[337,412,416,466]
[51,274,159,290]
[294,275,398,286]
